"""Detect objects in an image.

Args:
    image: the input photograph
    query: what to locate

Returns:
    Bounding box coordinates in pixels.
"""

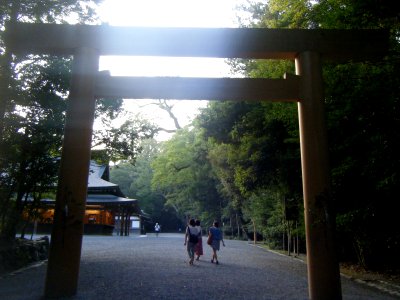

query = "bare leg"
[211,249,218,263]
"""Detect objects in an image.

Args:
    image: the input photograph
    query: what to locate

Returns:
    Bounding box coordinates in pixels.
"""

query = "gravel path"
[0,234,397,299]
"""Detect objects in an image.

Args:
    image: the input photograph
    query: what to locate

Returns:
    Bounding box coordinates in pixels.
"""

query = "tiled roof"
[88,161,117,188]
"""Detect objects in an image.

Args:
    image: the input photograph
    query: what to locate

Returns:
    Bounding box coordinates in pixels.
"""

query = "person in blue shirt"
[208,221,225,265]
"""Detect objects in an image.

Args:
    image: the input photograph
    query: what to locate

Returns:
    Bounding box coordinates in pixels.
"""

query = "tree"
[0,0,102,146]
[151,127,223,227]
[309,0,400,270]
[149,99,182,132]
[0,0,103,242]
[0,57,69,241]
[0,52,158,241]
[232,0,400,269]
[111,139,182,232]
[198,99,303,242]
[92,117,158,165]
[0,1,147,242]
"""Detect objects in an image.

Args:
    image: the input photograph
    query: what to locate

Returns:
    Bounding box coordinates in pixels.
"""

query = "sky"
[96,0,247,139]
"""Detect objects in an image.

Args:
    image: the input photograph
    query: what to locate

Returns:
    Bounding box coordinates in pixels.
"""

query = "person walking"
[154,222,160,237]
[208,220,225,265]
[194,219,203,261]
[184,218,199,265]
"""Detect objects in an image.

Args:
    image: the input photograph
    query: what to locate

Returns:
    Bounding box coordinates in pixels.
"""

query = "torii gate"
[5,23,387,299]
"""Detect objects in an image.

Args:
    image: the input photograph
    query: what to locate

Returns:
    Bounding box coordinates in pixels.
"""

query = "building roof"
[88,161,117,189]
[87,161,126,197]
[86,194,137,205]
[40,194,140,214]
[37,161,140,214]
[86,161,140,213]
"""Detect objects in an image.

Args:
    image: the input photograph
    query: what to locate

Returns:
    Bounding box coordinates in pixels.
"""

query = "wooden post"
[44,47,99,298]
[296,51,342,299]
[116,210,121,235]
[125,212,130,236]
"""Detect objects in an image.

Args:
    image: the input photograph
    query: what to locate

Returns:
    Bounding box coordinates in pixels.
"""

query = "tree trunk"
[236,213,240,238]
[253,219,256,245]
[287,222,291,256]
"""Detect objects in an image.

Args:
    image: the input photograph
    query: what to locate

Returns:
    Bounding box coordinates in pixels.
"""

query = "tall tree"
[92,117,158,165]
[232,0,400,269]
[198,99,302,241]
[0,57,70,241]
[151,127,223,227]
[0,0,111,242]
[110,139,182,231]
[0,0,102,146]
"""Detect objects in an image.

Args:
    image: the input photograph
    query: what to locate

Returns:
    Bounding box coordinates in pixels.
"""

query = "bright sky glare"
[98,0,241,28]
[97,0,246,139]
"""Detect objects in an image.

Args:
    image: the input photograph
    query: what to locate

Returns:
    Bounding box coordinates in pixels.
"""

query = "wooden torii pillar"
[44,47,99,297]
[5,23,387,299]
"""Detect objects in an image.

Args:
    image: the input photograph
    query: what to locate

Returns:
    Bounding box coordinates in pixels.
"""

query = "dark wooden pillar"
[44,47,99,298]
[120,209,125,236]
[295,51,342,299]
[125,212,130,236]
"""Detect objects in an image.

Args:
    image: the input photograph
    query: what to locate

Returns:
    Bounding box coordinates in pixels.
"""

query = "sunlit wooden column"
[295,51,342,300]
[44,47,99,298]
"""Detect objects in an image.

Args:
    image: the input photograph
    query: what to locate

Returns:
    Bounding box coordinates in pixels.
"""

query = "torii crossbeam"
[5,22,388,299]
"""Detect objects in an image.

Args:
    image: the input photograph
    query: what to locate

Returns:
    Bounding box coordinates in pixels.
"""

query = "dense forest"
[1,0,399,274]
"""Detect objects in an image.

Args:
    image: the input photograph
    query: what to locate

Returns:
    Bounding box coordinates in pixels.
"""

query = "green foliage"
[263,0,312,28]
[242,189,275,235]
[198,97,303,241]
[311,0,400,30]
[324,59,400,269]
[231,0,400,269]
[197,0,399,269]
[151,127,223,226]
[0,0,116,242]
[312,0,400,269]
[93,117,158,164]
[0,0,102,25]
[110,139,182,231]
[0,57,69,240]
[111,139,160,208]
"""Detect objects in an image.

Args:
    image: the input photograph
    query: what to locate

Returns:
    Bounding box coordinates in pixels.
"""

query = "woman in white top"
[184,218,200,265]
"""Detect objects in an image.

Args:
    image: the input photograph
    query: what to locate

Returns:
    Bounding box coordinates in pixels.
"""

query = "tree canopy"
[0,0,157,242]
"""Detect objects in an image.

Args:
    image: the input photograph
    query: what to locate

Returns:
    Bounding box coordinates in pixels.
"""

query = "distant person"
[194,219,203,261]
[154,222,160,237]
[184,218,200,265]
[208,220,225,265]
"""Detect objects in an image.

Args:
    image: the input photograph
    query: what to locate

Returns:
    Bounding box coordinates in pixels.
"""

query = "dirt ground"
[340,262,400,286]
[259,245,400,297]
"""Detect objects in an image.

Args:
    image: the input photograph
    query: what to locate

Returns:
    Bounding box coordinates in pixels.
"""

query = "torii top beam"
[5,22,388,61]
